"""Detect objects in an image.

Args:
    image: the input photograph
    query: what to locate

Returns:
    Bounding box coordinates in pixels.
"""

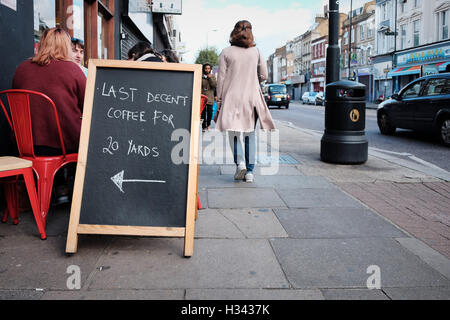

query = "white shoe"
[234,164,247,180]
[245,172,254,183]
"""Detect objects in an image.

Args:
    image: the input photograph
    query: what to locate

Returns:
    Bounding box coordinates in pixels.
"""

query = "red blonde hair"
[32,27,72,66]
[229,20,255,48]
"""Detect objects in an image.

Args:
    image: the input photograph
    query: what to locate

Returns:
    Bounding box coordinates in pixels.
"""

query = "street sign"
[152,0,182,14]
[66,59,202,257]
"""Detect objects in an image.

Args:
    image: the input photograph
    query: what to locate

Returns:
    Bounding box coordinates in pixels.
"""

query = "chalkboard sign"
[66,60,202,257]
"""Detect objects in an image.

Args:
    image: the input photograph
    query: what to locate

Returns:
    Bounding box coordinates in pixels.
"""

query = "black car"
[377,74,450,146]
[263,84,290,108]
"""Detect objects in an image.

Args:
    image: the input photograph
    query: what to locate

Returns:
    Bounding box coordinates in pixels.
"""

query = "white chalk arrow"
[111,170,166,193]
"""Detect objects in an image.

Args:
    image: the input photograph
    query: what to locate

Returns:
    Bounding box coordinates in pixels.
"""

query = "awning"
[388,65,421,77]
[436,61,450,71]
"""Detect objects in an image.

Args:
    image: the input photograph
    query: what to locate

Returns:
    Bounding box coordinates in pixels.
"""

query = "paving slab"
[41,289,185,300]
[220,165,304,176]
[186,288,324,300]
[320,289,389,300]
[195,209,245,239]
[219,209,288,239]
[0,235,109,290]
[0,289,43,300]
[276,188,365,208]
[207,188,286,209]
[383,287,450,300]
[270,238,450,289]
[200,174,332,189]
[87,238,289,290]
[274,208,406,238]
[198,165,221,176]
[395,238,450,280]
[0,204,71,238]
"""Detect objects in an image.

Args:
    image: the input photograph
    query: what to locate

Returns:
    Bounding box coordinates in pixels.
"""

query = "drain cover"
[257,154,299,165]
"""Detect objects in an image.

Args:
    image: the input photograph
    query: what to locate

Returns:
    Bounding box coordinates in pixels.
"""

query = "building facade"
[373,0,450,99]
[373,0,397,99]
[341,1,376,100]
[389,0,450,90]
[311,36,327,92]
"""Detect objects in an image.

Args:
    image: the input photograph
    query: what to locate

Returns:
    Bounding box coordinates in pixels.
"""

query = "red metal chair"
[0,89,78,227]
[0,156,46,239]
[196,95,208,213]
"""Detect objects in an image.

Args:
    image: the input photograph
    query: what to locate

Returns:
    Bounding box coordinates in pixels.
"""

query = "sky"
[177,0,368,64]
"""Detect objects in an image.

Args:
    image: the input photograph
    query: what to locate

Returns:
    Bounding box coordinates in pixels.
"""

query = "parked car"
[263,84,290,108]
[302,92,310,104]
[315,91,325,106]
[307,92,318,105]
[377,74,450,146]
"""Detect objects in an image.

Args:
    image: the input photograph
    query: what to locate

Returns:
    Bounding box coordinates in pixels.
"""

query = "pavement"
[0,119,449,301]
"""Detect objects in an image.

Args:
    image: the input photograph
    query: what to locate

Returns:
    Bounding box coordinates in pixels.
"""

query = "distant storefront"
[389,40,450,92]
[372,54,393,102]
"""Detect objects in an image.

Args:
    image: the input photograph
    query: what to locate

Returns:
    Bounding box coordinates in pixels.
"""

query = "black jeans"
[201,104,213,129]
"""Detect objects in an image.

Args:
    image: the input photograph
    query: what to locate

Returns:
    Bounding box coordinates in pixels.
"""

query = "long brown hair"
[32,27,72,66]
[229,20,255,48]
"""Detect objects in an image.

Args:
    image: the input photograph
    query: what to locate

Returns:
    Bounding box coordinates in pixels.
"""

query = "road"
[269,100,450,173]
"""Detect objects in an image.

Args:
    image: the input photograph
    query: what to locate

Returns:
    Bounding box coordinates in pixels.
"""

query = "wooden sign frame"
[66,59,202,257]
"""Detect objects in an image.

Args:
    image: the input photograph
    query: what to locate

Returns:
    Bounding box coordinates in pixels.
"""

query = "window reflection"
[34,0,56,42]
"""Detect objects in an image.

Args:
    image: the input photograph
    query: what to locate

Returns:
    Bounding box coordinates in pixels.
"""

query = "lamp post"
[327,0,340,84]
[348,0,353,80]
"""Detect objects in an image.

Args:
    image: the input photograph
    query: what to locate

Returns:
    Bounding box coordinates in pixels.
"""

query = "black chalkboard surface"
[66,60,202,257]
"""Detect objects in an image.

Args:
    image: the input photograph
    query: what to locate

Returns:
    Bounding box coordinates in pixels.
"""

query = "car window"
[401,81,423,99]
[424,79,450,96]
[269,85,287,93]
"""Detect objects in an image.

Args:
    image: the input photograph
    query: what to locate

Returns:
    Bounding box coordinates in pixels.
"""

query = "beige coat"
[215,46,275,132]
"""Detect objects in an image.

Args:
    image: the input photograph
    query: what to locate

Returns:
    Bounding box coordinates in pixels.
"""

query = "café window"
[34,0,56,42]
[34,1,84,44]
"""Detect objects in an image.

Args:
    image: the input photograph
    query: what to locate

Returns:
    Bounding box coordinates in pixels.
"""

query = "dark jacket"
[137,53,163,62]
[201,74,217,105]
[12,59,86,152]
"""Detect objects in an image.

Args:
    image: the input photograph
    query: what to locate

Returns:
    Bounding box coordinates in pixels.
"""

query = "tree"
[195,47,219,66]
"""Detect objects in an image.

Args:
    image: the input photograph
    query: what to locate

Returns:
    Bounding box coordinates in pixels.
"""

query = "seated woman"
[12,27,86,204]
[12,27,86,155]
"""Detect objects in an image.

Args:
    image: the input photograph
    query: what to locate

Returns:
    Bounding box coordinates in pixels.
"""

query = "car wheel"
[378,112,396,135]
[437,117,450,146]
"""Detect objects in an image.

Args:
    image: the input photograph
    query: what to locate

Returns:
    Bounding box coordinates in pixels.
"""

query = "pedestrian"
[161,49,180,63]
[201,63,217,132]
[131,41,164,62]
[71,37,88,76]
[12,27,86,203]
[215,20,275,183]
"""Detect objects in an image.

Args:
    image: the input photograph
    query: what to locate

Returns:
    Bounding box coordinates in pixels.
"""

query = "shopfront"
[0,0,177,156]
[33,0,116,63]
[356,67,373,101]
[389,40,450,92]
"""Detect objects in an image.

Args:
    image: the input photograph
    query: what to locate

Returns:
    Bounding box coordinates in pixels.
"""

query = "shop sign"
[397,44,450,66]
[152,0,182,14]
[0,0,16,11]
[129,0,152,13]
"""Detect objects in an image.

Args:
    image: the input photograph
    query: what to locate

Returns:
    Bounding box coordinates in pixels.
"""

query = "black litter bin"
[320,80,368,164]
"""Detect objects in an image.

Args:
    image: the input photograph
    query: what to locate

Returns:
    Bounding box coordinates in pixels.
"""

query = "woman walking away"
[215,20,275,182]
